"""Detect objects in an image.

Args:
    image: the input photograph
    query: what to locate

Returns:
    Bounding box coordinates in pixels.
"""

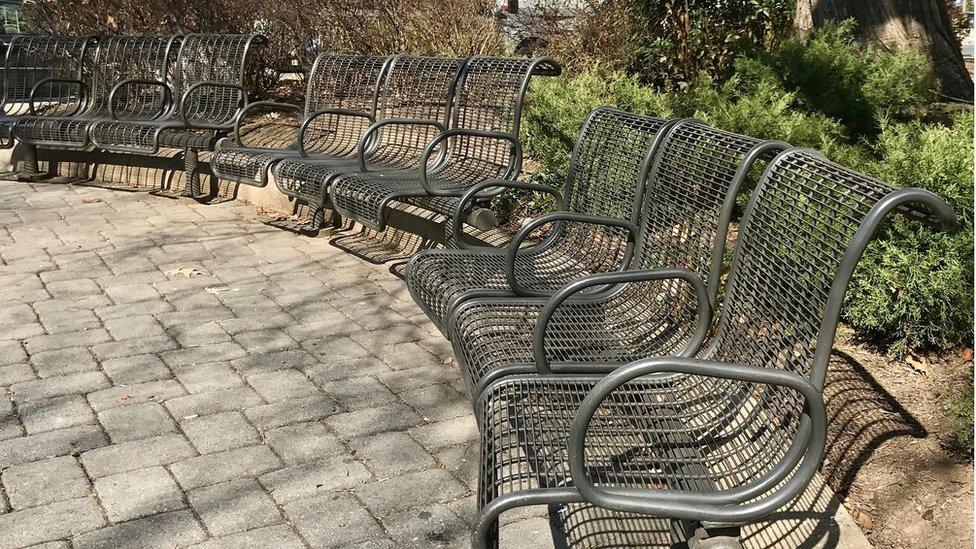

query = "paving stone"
[80,434,196,478]
[231,329,300,355]
[325,403,423,440]
[169,321,233,347]
[90,336,179,361]
[98,402,178,443]
[100,354,172,384]
[36,309,103,335]
[22,329,112,354]
[409,416,479,451]
[382,503,470,548]
[319,375,397,411]
[1,456,92,510]
[245,395,340,431]
[94,300,174,321]
[259,454,371,504]
[376,341,441,371]
[284,492,385,548]
[265,421,344,465]
[0,303,36,327]
[160,342,247,368]
[164,386,262,419]
[355,469,469,517]
[0,340,28,367]
[10,372,110,403]
[232,349,322,375]
[436,442,480,491]
[94,466,184,523]
[20,394,96,434]
[180,411,260,454]
[399,383,470,422]
[102,315,166,340]
[45,278,102,299]
[172,362,243,393]
[187,478,282,536]
[0,424,106,467]
[103,283,162,304]
[350,432,436,478]
[246,369,320,402]
[0,497,105,547]
[217,313,296,336]
[71,509,207,549]
[29,346,99,378]
[87,379,185,411]
[375,366,454,394]
[0,322,45,341]
[0,364,34,387]
[169,445,282,491]
[187,524,305,549]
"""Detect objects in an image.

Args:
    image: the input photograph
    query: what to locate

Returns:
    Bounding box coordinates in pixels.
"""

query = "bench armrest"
[532,267,710,371]
[108,79,172,120]
[506,213,639,297]
[568,356,827,524]
[356,118,446,172]
[230,100,301,146]
[178,81,246,129]
[28,77,88,116]
[297,108,374,157]
[449,179,561,249]
[417,129,522,196]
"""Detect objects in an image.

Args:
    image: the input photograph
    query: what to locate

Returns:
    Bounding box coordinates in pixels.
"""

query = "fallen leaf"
[82,197,102,204]
[853,509,874,530]
[120,393,133,401]
[906,354,929,376]
[205,286,239,294]
[959,347,973,362]
[439,355,454,365]
[165,267,204,278]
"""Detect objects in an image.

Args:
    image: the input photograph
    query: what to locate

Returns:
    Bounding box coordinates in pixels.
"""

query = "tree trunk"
[795,0,973,101]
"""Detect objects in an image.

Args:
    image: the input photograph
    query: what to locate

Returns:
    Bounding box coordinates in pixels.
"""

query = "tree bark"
[795,0,973,101]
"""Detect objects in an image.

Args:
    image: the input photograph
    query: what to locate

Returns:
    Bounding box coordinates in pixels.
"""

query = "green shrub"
[946,385,974,450]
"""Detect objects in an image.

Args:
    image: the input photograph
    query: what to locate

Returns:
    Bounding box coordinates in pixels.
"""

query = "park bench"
[12,35,178,180]
[268,55,467,230]
[209,53,390,188]
[448,120,789,400]
[327,55,560,232]
[86,34,266,198]
[471,147,954,549]
[405,106,672,335]
[0,35,93,151]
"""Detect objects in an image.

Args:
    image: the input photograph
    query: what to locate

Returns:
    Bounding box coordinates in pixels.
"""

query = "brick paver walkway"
[0,181,868,549]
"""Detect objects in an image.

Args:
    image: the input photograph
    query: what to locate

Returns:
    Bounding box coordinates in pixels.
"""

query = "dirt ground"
[823,327,973,548]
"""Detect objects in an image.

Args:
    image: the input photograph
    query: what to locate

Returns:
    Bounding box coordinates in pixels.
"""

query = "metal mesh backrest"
[302,54,388,156]
[172,34,254,126]
[3,35,90,117]
[86,36,174,118]
[708,150,897,381]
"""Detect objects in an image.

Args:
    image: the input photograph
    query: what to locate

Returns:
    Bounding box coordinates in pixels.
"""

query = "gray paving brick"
[102,315,166,340]
[0,340,27,367]
[169,445,282,490]
[187,478,282,536]
[284,492,385,548]
[71,509,207,549]
[86,379,185,411]
[217,313,296,336]
[20,394,96,434]
[169,321,233,347]
[436,442,480,491]
[36,308,103,335]
[0,497,105,547]
[180,411,260,454]
[325,404,423,440]
[1,456,92,510]
[172,361,243,393]
[0,424,107,467]
[246,369,319,402]
[22,329,111,354]
[381,503,470,548]
[355,469,469,518]
[103,283,162,304]
[320,375,397,411]
[98,402,178,443]
[10,372,110,403]
[232,349,321,375]
[187,524,305,549]
[377,366,455,394]
[94,466,184,523]
[80,434,196,478]
[164,386,262,419]
[45,278,102,299]
[29,346,99,378]
[409,416,479,451]
[351,432,436,478]
[0,363,34,387]
[232,329,300,354]
[0,322,45,341]
[94,300,174,321]
[244,395,340,431]
[160,342,247,368]
[100,354,172,384]
[400,383,470,422]
[90,336,178,362]
[259,454,371,504]
[265,421,344,465]
[0,303,36,327]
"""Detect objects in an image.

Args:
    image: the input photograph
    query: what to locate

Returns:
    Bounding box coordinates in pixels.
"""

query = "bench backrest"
[2,35,92,117]
[171,34,264,128]
[86,35,177,119]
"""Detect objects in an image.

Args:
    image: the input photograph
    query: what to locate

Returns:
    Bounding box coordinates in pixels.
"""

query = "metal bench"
[448,120,788,400]
[0,35,93,151]
[209,53,390,188]
[405,107,671,336]
[87,34,266,198]
[327,55,560,232]
[471,147,954,548]
[12,35,178,179]
[268,55,466,230]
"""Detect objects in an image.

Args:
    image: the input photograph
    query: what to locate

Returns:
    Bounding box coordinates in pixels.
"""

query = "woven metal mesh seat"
[270,55,465,226]
[327,55,560,231]
[472,148,955,548]
[405,107,668,335]
[0,35,92,149]
[13,35,177,150]
[449,121,786,397]
[210,53,389,187]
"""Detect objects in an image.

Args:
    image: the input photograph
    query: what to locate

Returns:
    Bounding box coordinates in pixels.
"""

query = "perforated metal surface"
[406,107,667,333]
[475,148,946,543]
[449,121,771,390]
[14,35,174,149]
[328,56,557,230]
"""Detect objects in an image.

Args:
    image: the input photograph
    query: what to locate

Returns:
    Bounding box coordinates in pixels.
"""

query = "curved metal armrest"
[417,129,522,195]
[231,100,301,146]
[108,79,172,120]
[298,108,374,157]
[28,77,88,116]
[450,179,560,249]
[568,356,827,523]
[532,267,710,372]
[178,81,246,129]
[507,213,639,298]
[356,118,446,172]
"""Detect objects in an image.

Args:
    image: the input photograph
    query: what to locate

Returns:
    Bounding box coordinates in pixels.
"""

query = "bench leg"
[685,522,742,549]
[17,144,48,182]
[184,148,202,198]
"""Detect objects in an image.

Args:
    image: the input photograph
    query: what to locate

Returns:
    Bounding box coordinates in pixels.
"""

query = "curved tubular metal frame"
[176,81,246,129]
[449,179,561,249]
[27,77,88,116]
[108,78,172,120]
[354,117,448,172]
[230,100,301,146]
[416,128,523,195]
[297,107,375,157]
